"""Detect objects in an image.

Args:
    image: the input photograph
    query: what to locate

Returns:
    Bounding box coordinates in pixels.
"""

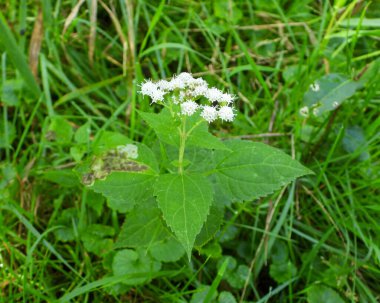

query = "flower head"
[201,105,218,123]
[205,87,224,102]
[218,106,235,122]
[139,72,237,123]
[181,101,199,116]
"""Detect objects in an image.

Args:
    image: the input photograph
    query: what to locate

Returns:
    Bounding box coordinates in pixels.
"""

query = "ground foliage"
[0,0,380,302]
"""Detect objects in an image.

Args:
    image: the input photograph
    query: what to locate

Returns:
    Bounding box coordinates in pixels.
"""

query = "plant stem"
[178,116,187,174]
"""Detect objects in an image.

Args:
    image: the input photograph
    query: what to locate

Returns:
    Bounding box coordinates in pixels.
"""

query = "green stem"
[178,116,187,174]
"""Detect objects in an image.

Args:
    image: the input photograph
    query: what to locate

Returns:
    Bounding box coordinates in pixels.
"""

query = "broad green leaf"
[91,172,156,213]
[114,198,170,249]
[81,224,114,256]
[54,208,79,242]
[139,109,228,150]
[86,190,104,217]
[42,170,80,187]
[225,265,250,289]
[150,237,185,262]
[307,285,345,303]
[218,291,237,303]
[74,122,91,144]
[112,249,161,285]
[70,145,86,162]
[214,140,312,202]
[92,131,132,154]
[47,117,73,144]
[303,74,362,116]
[342,125,370,161]
[154,173,214,258]
[139,110,179,146]
[269,261,298,283]
[186,116,227,151]
[195,204,224,247]
[191,285,217,303]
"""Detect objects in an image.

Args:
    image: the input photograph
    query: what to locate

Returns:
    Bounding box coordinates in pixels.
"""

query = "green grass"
[1,0,380,302]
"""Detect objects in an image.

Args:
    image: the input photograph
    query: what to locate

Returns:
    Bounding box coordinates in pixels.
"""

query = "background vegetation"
[0,0,379,302]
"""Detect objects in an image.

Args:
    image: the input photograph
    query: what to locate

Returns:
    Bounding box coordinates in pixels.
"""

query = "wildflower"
[140,80,158,97]
[201,105,218,123]
[218,106,235,122]
[220,93,235,104]
[189,85,208,97]
[181,101,199,116]
[150,89,165,103]
[332,101,339,108]
[170,77,186,90]
[176,72,194,84]
[205,87,224,102]
[139,72,237,123]
[157,80,174,91]
[299,106,309,117]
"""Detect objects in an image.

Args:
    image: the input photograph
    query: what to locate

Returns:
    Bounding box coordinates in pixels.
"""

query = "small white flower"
[220,93,235,104]
[140,80,158,96]
[150,89,166,103]
[193,78,207,87]
[313,107,319,116]
[310,82,320,92]
[218,106,235,122]
[205,87,224,102]
[332,101,339,108]
[157,80,173,91]
[170,77,186,90]
[176,72,194,84]
[181,101,199,116]
[201,105,218,123]
[299,106,309,117]
[189,85,208,97]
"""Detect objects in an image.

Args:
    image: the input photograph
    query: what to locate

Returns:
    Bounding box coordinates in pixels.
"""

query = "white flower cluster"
[139,72,236,123]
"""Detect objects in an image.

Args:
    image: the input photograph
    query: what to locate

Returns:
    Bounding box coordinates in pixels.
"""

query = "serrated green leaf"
[92,131,132,154]
[186,118,228,150]
[214,140,312,202]
[81,224,114,256]
[112,249,161,285]
[139,110,179,146]
[139,109,228,150]
[154,173,214,258]
[307,285,345,303]
[115,198,170,249]
[195,204,224,247]
[91,172,156,213]
[303,74,362,116]
[150,237,185,262]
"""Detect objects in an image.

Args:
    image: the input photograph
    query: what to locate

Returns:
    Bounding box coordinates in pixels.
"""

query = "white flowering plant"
[77,72,312,264]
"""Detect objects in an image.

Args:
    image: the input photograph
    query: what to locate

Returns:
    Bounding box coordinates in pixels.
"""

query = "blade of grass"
[0,11,41,98]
